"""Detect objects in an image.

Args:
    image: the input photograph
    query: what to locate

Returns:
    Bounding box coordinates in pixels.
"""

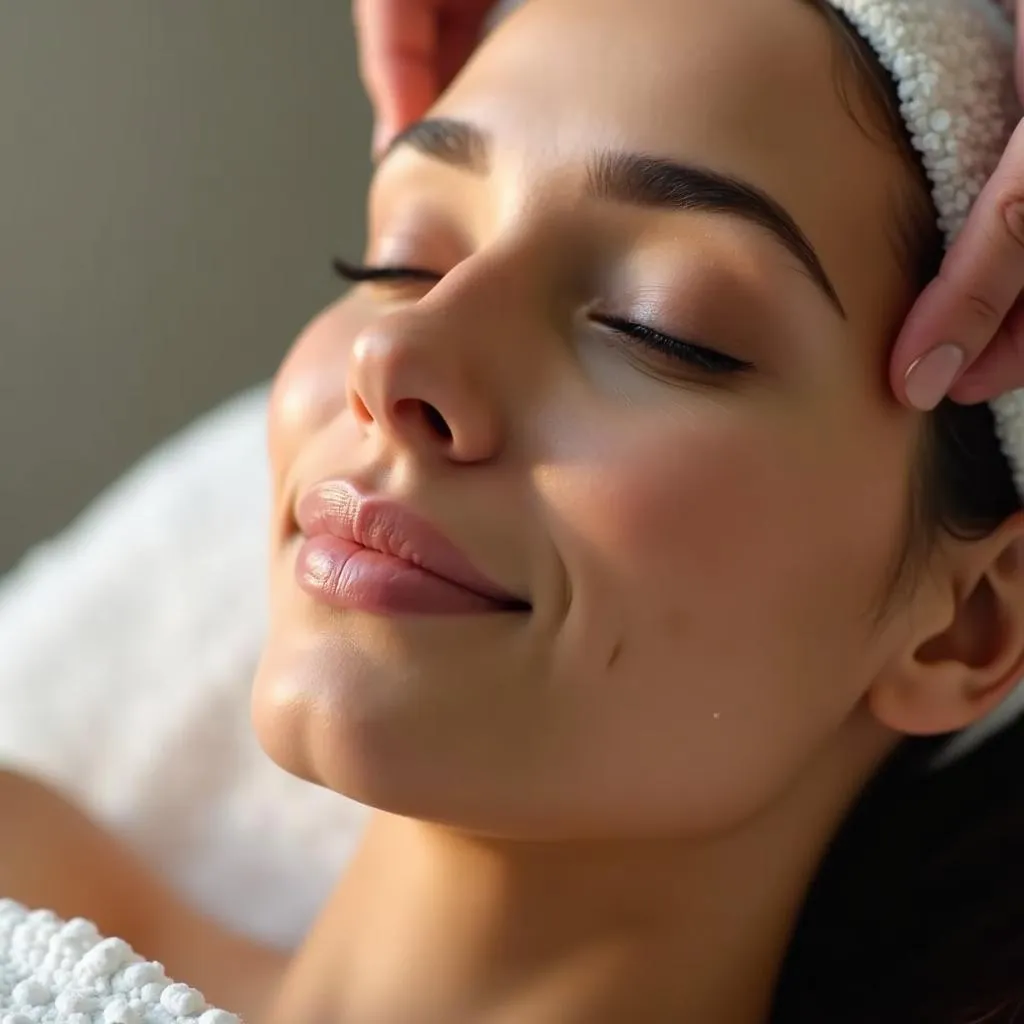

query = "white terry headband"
[821,0,1024,768]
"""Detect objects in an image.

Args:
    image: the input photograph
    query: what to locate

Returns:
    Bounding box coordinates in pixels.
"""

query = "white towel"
[0,898,239,1023]
[0,386,367,951]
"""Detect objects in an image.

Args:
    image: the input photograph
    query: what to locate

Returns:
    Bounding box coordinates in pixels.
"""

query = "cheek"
[545,397,890,641]
[537,394,908,828]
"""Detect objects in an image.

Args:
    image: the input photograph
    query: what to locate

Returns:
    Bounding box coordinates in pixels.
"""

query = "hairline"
[799,0,947,620]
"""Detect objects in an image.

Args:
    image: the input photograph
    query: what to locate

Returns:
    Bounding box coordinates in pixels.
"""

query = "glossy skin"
[259,0,983,841]
[7,0,1024,1022]
[356,0,1024,407]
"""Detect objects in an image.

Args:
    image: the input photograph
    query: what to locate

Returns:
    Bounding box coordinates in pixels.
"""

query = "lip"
[292,480,528,612]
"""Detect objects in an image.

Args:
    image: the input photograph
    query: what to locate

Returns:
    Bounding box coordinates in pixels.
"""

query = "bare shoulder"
[0,768,141,935]
[0,768,288,1021]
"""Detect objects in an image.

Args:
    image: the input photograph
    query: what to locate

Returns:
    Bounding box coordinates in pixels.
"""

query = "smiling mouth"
[294,535,531,615]
[289,481,531,616]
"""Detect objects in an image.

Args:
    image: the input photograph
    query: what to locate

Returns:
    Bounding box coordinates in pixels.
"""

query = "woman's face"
[255,0,926,839]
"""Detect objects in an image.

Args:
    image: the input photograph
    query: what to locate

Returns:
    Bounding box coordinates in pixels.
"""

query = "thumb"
[890,118,1024,409]
[354,0,441,155]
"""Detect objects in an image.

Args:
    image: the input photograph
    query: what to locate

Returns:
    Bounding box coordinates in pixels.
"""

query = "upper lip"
[294,480,527,607]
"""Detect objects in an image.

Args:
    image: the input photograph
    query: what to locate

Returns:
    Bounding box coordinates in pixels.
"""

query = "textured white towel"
[0,386,368,951]
[0,899,238,1024]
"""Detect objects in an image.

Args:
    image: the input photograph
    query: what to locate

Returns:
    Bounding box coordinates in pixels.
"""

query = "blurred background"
[0,0,371,573]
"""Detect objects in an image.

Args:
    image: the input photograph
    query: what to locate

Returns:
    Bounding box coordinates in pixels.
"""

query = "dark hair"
[769,4,1024,1023]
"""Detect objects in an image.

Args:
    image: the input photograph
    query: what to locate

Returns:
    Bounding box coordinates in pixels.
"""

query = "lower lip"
[294,534,518,615]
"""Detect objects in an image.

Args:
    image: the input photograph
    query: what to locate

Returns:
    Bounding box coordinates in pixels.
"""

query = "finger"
[890,116,1024,409]
[436,0,495,91]
[948,295,1024,402]
[354,0,440,152]
[1017,6,1024,103]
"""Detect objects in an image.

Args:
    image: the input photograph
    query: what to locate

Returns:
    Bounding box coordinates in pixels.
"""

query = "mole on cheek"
[606,638,625,669]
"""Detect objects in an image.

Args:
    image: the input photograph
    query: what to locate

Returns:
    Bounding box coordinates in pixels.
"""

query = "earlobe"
[868,519,1024,738]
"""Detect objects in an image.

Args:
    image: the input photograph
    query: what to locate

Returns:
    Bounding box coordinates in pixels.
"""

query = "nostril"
[422,402,453,441]
[391,398,454,442]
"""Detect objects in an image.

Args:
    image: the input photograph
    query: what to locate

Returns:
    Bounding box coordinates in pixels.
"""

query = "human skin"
[5,0,1024,1021]
[356,0,1024,408]
[251,0,1024,1020]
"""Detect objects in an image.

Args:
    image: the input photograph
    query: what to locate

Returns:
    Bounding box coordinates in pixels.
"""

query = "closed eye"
[333,257,441,284]
[590,313,753,375]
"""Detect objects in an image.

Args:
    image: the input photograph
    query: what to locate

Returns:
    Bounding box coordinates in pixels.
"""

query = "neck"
[265,723,890,1024]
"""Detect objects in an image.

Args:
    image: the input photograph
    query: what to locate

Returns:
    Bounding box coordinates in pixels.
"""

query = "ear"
[868,512,1024,737]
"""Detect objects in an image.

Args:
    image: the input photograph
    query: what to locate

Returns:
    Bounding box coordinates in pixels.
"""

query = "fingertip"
[372,121,394,160]
[354,0,439,135]
[888,274,972,407]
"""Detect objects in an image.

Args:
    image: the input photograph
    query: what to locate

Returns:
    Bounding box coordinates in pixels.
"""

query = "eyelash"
[333,257,440,284]
[588,313,752,375]
[332,258,753,376]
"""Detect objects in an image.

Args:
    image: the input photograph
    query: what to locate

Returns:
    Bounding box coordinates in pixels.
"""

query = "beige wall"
[0,1,371,572]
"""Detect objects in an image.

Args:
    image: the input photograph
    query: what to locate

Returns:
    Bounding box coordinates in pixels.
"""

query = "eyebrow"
[383,118,846,318]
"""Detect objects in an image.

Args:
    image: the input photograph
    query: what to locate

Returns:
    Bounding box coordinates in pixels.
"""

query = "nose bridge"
[369,231,543,365]
[346,241,542,462]
[420,234,542,338]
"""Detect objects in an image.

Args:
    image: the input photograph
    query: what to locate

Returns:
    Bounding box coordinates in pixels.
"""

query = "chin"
[252,655,659,842]
[250,632,579,837]
[252,627,407,792]
[250,623,488,815]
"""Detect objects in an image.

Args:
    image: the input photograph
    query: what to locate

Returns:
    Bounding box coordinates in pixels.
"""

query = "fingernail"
[904,344,965,411]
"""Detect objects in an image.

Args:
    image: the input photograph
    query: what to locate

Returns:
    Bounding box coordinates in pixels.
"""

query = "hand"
[354,0,497,158]
[891,121,1024,410]
[890,6,1024,411]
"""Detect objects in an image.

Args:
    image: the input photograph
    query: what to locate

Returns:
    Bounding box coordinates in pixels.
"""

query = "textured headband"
[488,0,1024,765]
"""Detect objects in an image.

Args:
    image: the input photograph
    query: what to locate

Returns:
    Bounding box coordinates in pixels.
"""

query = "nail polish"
[904,344,965,411]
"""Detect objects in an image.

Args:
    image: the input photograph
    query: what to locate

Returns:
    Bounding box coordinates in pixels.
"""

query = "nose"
[346,299,506,464]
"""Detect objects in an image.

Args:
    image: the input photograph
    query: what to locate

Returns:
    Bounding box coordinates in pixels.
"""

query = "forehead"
[435,0,920,336]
